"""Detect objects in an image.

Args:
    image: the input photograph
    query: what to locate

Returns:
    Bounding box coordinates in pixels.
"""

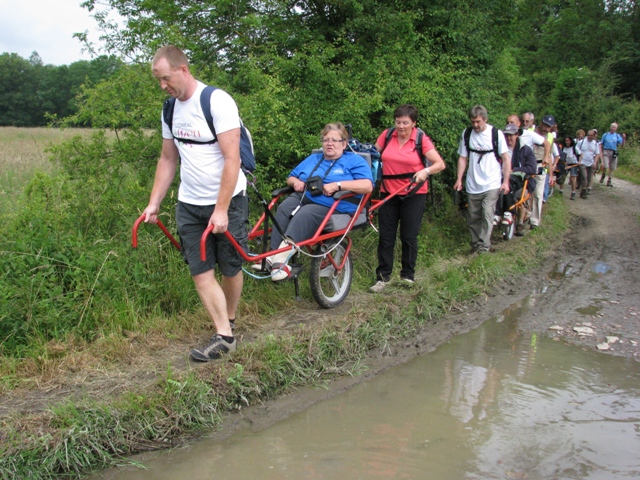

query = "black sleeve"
[513,145,537,175]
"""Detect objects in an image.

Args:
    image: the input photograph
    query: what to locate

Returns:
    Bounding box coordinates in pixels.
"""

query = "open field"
[0,127,95,209]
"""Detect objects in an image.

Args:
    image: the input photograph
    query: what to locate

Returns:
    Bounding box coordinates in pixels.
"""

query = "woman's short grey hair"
[320,122,349,141]
[469,105,488,120]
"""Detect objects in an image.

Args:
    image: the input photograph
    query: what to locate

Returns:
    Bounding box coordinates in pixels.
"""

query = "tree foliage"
[511,0,640,132]
[0,53,123,126]
[3,0,640,355]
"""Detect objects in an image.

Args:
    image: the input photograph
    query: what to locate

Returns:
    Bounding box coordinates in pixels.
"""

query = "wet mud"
[213,178,640,441]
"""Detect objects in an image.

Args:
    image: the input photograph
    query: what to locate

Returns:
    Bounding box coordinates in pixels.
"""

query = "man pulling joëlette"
[143,45,248,362]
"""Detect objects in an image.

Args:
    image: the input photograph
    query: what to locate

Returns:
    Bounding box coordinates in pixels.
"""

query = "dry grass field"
[0,127,94,210]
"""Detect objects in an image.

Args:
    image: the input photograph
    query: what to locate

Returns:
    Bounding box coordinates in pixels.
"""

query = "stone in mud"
[573,326,595,335]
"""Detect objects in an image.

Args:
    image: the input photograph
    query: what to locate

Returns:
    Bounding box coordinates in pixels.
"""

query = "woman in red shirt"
[370,104,446,293]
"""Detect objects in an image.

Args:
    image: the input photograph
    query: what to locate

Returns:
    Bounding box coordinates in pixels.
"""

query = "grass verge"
[0,193,569,479]
[613,144,640,185]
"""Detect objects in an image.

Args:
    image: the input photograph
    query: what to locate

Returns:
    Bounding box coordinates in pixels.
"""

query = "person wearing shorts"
[143,45,248,362]
[599,123,624,187]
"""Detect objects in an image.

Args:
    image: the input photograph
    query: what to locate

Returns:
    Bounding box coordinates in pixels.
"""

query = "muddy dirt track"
[510,178,640,358]
[2,178,639,424]
[218,178,640,435]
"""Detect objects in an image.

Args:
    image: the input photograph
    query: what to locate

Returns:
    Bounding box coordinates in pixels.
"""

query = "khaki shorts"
[602,149,618,171]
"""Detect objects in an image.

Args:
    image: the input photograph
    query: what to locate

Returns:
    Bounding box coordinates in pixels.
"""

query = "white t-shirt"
[562,145,581,164]
[457,124,509,194]
[519,129,545,150]
[576,138,599,167]
[162,81,247,205]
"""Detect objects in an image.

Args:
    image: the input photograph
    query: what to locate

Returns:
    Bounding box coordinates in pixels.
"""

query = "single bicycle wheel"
[310,240,353,309]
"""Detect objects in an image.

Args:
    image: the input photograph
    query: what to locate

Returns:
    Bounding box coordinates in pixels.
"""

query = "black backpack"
[379,127,430,182]
[162,85,256,173]
[463,126,500,164]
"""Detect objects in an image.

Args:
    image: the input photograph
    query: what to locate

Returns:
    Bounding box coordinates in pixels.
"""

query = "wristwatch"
[337,182,342,191]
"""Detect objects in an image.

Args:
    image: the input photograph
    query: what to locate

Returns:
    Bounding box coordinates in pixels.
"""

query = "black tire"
[309,241,353,309]
[502,221,515,241]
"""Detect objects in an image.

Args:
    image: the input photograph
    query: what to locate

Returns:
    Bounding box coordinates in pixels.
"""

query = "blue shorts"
[176,194,248,277]
[566,164,579,177]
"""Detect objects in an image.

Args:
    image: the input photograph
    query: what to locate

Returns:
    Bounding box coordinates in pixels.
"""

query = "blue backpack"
[162,85,256,173]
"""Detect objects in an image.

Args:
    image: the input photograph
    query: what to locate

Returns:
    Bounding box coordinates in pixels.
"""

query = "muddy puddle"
[95,295,640,480]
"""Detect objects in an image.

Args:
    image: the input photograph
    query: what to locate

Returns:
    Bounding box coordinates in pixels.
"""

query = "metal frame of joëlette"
[132,180,421,267]
[508,176,532,213]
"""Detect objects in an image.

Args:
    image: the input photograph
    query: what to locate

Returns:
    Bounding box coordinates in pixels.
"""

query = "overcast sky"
[0,0,113,65]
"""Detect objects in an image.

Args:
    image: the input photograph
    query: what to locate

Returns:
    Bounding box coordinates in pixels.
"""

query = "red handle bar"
[132,214,181,250]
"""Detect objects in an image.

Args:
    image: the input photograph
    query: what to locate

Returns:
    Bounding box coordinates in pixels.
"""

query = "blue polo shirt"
[600,132,623,151]
[289,151,374,214]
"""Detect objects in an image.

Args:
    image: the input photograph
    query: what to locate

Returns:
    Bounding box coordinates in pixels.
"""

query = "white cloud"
[0,0,111,65]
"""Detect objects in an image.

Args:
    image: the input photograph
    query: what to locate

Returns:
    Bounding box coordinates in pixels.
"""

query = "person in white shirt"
[143,46,247,362]
[576,130,601,199]
[454,105,511,254]
[529,115,558,229]
[559,136,582,200]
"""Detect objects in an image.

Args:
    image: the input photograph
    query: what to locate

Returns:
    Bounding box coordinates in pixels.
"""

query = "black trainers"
[190,334,236,362]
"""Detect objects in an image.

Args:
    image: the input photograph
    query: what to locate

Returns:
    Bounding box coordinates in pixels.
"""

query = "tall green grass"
[0,123,564,361]
[614,144,640,185]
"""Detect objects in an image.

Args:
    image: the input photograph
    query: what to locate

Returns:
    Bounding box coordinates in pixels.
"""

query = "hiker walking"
[143,46,248,362]
[530,115,558,229]
[560,136,581,200]
[454,105,511,254]
[370,104,446,293]
[576,130,600,199]
[599,123,624,187]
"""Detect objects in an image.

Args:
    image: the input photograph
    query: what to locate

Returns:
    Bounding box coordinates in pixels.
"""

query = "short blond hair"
[152,45,189,70]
